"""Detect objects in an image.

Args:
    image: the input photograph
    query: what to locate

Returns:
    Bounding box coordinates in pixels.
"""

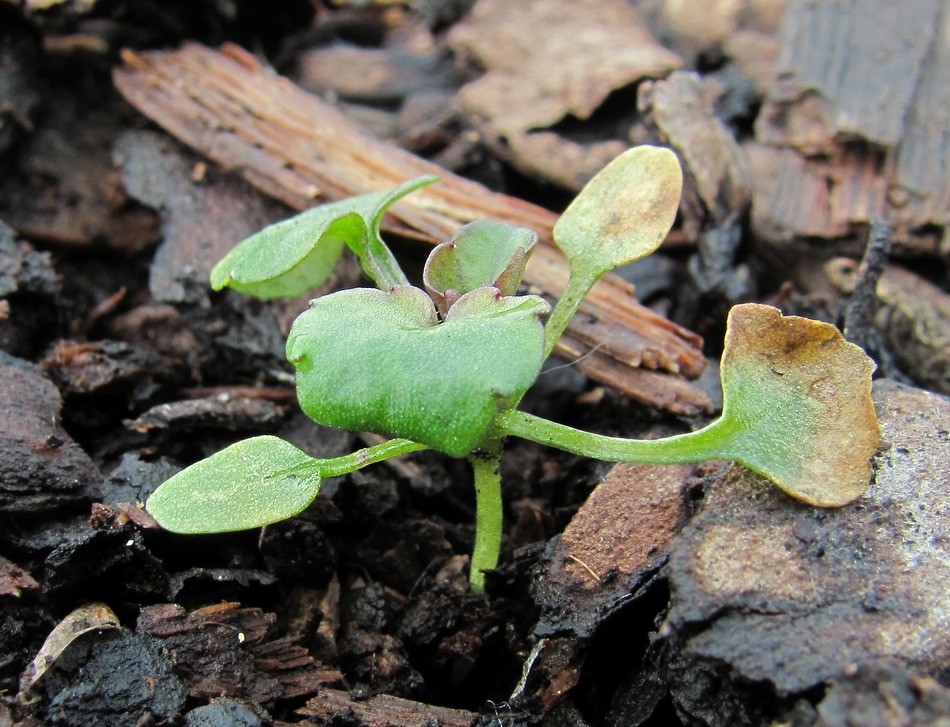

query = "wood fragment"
[535,462,698,638]
[296,688,478,727]
[0,554,39,598]
[112,42,711,415]
[750,0,950,257]
[0,364,100,513]
[138,602,343,702]
[448,0,683,190]
[639,71,752,233]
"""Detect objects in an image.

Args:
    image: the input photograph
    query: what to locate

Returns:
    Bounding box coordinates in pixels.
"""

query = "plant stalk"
[272,438,427,480]
[318,438,428,477]
[494,409,737,464]
[542,270,600,360]
[467,439,504,594]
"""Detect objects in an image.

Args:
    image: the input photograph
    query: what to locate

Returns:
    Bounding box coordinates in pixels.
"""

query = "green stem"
[467,439,504,594]
[319,438,428,477]
[494,409,737,464]
[542,270,600,360]
[275,438,428,479]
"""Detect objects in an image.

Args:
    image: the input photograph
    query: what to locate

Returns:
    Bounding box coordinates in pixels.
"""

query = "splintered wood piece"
[751,0,950,254]
[138,602,343,702]
[113,42,711,415]
[296,688,477,727]
[0,555,39,598]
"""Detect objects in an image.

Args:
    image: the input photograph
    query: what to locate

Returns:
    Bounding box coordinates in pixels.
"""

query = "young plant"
[147,147,881,593]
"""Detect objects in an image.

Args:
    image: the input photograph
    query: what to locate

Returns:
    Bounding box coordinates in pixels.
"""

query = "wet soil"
[1,2,948,726]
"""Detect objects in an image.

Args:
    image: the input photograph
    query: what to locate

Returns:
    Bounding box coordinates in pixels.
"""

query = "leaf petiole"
[493,408,735,466]
[313,437,428,478]
[541,270,600,360]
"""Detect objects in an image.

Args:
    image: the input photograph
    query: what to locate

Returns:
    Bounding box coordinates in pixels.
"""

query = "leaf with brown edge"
[716,303,880,506]
[552,145,683,280]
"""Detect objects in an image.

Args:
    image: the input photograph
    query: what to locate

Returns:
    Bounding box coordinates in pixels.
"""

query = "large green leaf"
[423,220,538,316]
[286,285,550,457]
[210,176,436,298]
[146,436,322,532]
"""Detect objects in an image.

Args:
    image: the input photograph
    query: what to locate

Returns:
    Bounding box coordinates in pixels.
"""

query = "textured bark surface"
[0,364,100,514]
[749,0,950,259]
[296,688,478,726]
[660,380,950,721]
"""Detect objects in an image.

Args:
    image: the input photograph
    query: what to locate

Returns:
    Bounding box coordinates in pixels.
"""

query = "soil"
[1,2,949,727]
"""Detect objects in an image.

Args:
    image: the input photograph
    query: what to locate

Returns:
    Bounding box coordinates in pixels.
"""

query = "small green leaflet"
[210,175,437,298]
[554,145,682,281]
[423,220,538,316]
[146,436,323,532]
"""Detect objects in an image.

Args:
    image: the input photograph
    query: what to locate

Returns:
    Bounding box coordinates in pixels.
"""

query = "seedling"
[147,147,880,593]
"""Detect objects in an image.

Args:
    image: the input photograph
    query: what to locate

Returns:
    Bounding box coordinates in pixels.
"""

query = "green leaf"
[423,220,538,316]
[146,436,323,533]
[495,303,879,507]
[715,304,880,506]
[351,175,438,290]
[287,285,550,457]
[210,175,437,298]
[553,145,682,280]
[541,146,684,359]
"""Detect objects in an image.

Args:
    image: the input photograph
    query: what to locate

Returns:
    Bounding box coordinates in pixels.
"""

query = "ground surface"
[1,2,949,726]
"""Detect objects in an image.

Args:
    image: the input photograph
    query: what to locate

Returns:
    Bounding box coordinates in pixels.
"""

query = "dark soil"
[1,2,947,726]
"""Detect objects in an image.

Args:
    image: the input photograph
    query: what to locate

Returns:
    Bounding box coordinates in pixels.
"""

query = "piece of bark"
[763,0,937,148]
[722,29,779,96]
[112,42,711,415]
[124,395,287,435]
[0,363,100,513]
[449,0,683,191]
[750,0,950,258]
[826,261,950,395]
[0,222,58,300]
[138,602,343,702]
[296,43,458,104]
[115,129,292,306]
[41,339,162,396]
[638,71,753,234]
[32,629,186,725]
[815,660,950,727]
[535,462,702,638]
[0,94,160,253]
[657,0,784,58]
[0,555,39,598]
[296,688,477,727]
[660,380,950,723]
